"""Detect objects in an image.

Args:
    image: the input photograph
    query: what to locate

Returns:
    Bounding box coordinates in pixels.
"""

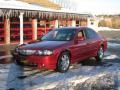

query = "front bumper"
[12,52,58,70]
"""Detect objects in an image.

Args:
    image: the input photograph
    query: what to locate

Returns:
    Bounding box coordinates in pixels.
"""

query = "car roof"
[56,27,88,31]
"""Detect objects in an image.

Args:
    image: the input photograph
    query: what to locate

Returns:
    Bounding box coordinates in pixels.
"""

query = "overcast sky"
[70,0,120,15]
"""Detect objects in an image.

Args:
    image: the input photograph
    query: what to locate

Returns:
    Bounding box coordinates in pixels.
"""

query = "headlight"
[25,50,36,55]
[17,49,36,55]
[15,48,19,52]
[37,50,43,55]
[36,50,53,56]
[15,48,53,56]
[43,50,53,55]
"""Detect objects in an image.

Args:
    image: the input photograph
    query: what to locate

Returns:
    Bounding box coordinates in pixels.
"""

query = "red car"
[12,27,107,73]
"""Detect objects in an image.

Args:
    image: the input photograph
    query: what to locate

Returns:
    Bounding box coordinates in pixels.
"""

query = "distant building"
[0,0,94,45]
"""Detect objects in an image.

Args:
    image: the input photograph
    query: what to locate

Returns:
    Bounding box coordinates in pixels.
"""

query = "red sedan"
[12,27,107,73]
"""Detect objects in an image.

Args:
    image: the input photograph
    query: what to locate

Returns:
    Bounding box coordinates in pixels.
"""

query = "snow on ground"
[6,49,120,89]
[6,56,120,90]
[0,40,120,90]
[0,55,12,60]
[97,27,120,31]
[108,37,120,42]
[108,42,120,49]
[0,64,11,90]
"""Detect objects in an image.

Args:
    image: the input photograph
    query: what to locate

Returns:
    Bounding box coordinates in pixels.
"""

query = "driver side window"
[77,30,85,41]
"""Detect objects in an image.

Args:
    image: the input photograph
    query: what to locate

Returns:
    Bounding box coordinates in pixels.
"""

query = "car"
[12,27,107,73]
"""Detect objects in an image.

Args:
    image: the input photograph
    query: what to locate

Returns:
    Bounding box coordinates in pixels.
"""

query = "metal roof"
[0,0,93,18]
[0,0,55,11]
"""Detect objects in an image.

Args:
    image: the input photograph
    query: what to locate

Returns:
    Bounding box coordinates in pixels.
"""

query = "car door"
[71,29,88,62]
[84,28,99,56]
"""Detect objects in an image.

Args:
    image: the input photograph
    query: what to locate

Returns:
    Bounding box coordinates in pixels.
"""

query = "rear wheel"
[57,52,70,73]
[95,46,104,62]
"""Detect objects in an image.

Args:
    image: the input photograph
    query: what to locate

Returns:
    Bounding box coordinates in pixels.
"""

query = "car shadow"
[5,59,48,90]
[80,58,104,66]
[6,63,25,90]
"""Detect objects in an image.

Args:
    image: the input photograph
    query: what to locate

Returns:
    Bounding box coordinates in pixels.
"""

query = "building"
[0,0,93,45]
[20,0,61,10]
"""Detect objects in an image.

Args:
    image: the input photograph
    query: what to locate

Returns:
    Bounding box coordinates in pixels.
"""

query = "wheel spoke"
[60,54,70,71]
[99,48,103,59]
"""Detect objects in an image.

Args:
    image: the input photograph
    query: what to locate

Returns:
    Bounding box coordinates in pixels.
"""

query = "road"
[0,39,120,90]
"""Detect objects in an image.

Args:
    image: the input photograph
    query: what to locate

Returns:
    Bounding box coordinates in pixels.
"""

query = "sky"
[70,0,120,15]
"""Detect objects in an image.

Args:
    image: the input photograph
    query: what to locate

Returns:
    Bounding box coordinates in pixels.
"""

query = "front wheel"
[95,47,104,62]
[57,52,70,73]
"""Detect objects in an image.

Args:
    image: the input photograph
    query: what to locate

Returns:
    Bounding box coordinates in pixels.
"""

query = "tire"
[95,46,104,62]
[57,52,70,73]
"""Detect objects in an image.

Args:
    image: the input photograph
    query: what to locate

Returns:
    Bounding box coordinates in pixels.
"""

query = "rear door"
[84,28,99,56]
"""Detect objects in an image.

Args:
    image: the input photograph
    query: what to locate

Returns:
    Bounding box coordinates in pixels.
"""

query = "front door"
[71,30,88,63]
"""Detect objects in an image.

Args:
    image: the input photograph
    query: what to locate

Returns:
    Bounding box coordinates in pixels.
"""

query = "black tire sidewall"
[96,47,104,62]
[57,52,70,73]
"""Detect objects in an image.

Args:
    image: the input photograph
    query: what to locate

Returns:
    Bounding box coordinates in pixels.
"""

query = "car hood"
[20,41,69,50]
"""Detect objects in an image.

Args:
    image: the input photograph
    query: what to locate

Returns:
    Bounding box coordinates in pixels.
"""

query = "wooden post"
[44,20,46,34]
[55,20,58,28]
[4,16,11,55]
[19,12,24,44]
[32,18,37,40]
[4,16,10,44]
[72,20,76,27]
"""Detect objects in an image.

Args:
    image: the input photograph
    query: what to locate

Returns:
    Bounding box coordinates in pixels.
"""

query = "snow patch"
[108,42,120,48]
[70,77,90,86]
[0,55,12,60]
[97,27,120,31]
[104,55,119,59]
[109,37,120,41]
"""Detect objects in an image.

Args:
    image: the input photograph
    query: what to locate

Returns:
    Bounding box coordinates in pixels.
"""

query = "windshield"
[41,28,76,41]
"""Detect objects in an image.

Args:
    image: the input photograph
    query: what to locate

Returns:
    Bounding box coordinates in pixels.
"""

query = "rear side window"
[85,28,98,39]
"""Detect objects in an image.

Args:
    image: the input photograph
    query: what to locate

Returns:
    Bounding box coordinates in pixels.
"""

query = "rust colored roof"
[20,0,61,10]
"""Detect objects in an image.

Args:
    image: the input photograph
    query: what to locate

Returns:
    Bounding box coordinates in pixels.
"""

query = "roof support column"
[72,20,76,27]
[4,16,10,44]
[55,20,58,28]
[32,18,37,40]
[19,12,24,44]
